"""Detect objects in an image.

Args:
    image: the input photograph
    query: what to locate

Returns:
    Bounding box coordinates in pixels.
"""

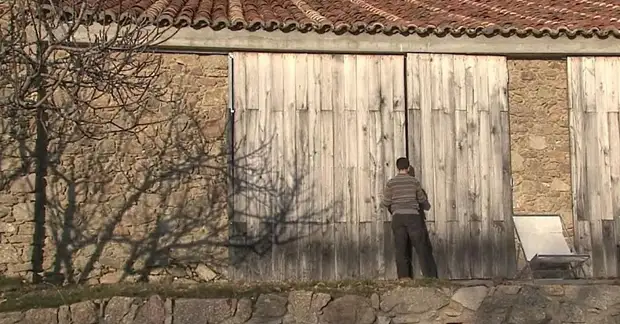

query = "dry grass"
[0,276,452,312]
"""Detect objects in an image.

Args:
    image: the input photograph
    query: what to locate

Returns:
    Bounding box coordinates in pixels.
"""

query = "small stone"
[0,245,21,263]
[286,291,315,324]
[100,272,123,284]
[221,298,252,324]
[370,293,380,309]
[0,222,17,233]
[310,293,331,311]
[102,297,137,324]
[511,151,525,172]
[549,179,570,192]
[9,174,36,193]
[495,285,521,295]
[71,301,98,324]
[58,305,71,324]
[174,298,235,324]
[528,135,547,150]
[451,286,488,311]
[11,203,31,222]
[319,295,375,324]
[0,312,23,324]
[253,294,288,318]
[442,301,464,317]
[134,295,165,324]
[380,287,449,314]
[375,315,392,324]
[541,285,564,296]
[194,264,218,281]
[22,308,58,324]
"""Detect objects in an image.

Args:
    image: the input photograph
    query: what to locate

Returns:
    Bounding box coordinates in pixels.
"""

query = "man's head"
[396,157,410,172]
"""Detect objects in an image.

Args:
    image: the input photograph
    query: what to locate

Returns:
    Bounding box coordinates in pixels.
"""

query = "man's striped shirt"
[382,174,428,215]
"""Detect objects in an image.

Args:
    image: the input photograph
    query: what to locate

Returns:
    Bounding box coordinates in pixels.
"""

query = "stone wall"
[2,283,620,323]
[0,54,230,283]
[508,60,572,229]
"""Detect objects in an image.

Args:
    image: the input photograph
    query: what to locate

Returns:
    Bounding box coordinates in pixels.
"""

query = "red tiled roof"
[45,0,620,38]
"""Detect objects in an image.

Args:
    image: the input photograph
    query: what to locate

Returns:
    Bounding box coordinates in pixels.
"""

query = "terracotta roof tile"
[43,0,620,37]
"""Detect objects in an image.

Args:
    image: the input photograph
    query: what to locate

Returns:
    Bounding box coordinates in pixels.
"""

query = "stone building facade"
[0,55,573,282]
[508,60,572,230]
[0,54,230,283]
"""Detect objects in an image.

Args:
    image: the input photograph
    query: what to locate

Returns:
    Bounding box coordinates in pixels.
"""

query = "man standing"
[382,157,438,279]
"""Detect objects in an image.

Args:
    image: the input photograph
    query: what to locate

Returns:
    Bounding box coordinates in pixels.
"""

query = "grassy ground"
[0,276,452,313]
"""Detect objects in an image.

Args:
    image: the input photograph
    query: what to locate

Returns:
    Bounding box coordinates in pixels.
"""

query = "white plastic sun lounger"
[512,214,590,279]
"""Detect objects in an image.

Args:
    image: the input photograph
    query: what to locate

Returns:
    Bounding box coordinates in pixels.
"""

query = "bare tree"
[0,0,189,282]
[0,0,334,284]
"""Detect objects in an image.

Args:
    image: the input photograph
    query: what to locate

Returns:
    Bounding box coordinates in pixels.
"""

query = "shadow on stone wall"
[0,101,333,284]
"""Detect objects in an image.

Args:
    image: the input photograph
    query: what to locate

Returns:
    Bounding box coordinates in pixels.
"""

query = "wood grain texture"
[406,54,514,279]
[569,56,620,278]
[231,53,406,280]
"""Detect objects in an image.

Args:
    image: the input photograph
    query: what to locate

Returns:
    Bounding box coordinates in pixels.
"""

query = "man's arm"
[417,186,431,211]
[381,181,393,213]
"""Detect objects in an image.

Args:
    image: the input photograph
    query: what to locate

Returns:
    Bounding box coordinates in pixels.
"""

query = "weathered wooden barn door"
[568,57,620,278]
[406,54,516,279]
[230,52,406,280]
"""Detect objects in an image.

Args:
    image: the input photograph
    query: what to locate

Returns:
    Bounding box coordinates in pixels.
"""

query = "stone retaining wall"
[2,283,620,323]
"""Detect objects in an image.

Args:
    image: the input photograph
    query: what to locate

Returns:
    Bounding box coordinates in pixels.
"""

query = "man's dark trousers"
[392,213,438,278]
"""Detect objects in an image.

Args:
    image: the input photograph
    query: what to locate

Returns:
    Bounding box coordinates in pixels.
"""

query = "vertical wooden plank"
[334,222,348,279]
[416,54,436,221]
[379,56,396,222]
[487,57,507,278]
[568,58,588,224]
[383,220,397,279]
[406,54,423,187]
[320,55,336,280]
[591,220,606,278]
[359,222,376,278]
[357,56,372,223]
[345,55,360,277]
[374,220,385,279]
[602,219,617,277]
[309,54,323,280]
[281,54,298,280]
[230,53,248,280]
[407,53,421,111]
[344,54,359,226]
[452,56,470,279]
[594,58,613,223]
[430,108,447,278]
[306,224,323,280]
[270,54,285,279]
[332,55,347,224]
[497,56,515,277]
[294,53,309,280]
[369,61,385,223]
[577,220,593,277]
[609,113,620,242]
[454,108,471,278]
[465,55,483,278]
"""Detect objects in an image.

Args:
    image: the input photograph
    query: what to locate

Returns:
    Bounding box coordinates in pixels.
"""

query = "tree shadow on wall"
[0,99,334,284]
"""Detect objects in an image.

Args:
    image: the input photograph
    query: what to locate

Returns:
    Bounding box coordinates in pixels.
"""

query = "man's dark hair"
[396,157,409,171]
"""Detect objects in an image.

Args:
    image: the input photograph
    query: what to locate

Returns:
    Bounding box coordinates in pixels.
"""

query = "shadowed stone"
[220,298,252,324]
[174,298,236,324]
[319,295,375,324]
[71,301,98,324]
[452,286,488,311]
[21,308,58,324]
[134,295,165,324]
[380,287,449,315]
[103,297,138,324]
[0,312,23,324]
